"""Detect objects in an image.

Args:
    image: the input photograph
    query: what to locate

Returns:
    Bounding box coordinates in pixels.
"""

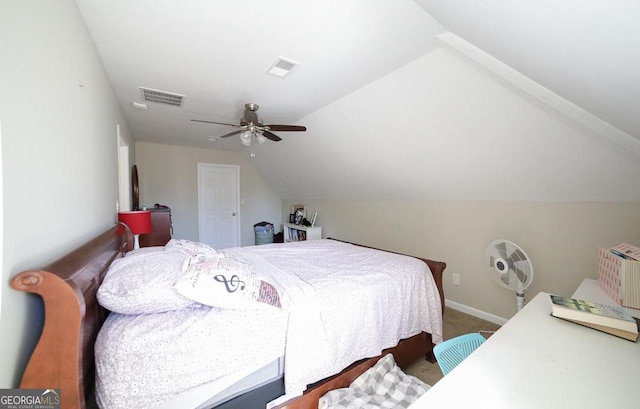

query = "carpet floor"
[404,307,502,386]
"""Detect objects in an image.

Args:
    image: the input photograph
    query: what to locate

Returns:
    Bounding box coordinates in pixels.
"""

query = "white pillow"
[165,239,217,256]
[174,255,281,310]
[124,246,166,257]
[98,248,197,314]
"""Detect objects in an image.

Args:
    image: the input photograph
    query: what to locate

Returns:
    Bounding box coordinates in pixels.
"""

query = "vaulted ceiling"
[75,0,640,201]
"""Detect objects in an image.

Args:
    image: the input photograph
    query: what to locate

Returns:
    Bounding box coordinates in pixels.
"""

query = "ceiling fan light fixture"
[240,130,253,146]
[194,102,306,145]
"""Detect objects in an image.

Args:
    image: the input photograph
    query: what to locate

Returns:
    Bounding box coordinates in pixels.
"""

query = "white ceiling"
[75,0,640,201]
[415,0,640,141]
[75,0,444,150]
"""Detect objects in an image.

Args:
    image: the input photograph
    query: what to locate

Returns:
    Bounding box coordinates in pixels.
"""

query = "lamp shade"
[240,130,253,146]
[118,211,152,235]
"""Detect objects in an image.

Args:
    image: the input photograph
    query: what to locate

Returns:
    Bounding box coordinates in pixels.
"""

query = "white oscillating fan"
[485,240,534,311]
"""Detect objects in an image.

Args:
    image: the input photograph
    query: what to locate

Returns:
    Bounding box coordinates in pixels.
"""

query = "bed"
[10,223,445,409]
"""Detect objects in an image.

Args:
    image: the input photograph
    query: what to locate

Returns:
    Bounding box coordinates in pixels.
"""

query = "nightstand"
[139,207,172,247]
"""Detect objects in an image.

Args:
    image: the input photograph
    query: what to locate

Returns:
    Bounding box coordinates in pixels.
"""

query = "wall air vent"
[267,57,300,78]
[139,87,185,107]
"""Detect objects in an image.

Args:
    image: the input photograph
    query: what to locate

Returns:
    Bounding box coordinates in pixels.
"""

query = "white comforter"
[95,239,442,408]
[235,240,443,401]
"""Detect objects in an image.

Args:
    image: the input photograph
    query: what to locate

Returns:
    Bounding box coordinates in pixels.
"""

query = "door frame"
[116,124,131,212]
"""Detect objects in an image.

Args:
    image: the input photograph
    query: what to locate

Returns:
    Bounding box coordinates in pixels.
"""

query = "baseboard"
[444,299,509,326]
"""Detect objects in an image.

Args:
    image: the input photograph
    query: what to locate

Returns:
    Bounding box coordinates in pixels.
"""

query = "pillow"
[165,239,217,256]
[174,255,281,310]
[124,246,166,257]
[98,248,198,314]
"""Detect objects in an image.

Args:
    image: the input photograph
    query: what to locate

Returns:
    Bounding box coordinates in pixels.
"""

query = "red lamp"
[118,211,152,249]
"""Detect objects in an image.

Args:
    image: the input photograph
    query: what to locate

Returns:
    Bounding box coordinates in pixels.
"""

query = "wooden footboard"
[272,332,435,409]
[10,224,132,409]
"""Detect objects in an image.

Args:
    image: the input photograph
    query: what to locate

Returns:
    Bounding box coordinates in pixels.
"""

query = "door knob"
[232,212,236,216]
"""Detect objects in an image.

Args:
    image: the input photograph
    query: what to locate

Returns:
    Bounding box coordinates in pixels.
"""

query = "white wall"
[274,42,640,321]
[0,0,132,387]
[284,199,640,320]
[135,142,282,247]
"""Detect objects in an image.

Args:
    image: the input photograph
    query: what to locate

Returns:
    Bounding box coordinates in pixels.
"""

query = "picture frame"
[292,204,306,225]
[289,213,296,223]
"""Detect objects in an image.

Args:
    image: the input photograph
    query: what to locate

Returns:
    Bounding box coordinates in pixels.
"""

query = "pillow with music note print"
[174,255,281,310]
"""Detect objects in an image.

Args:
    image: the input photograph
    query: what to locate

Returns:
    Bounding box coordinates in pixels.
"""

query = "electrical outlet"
[452,273,460,285]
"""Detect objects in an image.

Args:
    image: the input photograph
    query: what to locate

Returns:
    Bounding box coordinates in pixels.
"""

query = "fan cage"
[485,239,533,291]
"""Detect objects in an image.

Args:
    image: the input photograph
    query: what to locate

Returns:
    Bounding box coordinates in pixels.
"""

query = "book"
[611,249,637,261]
[552,314,640,342]
[549,294,639,341]
[612,243,640,261]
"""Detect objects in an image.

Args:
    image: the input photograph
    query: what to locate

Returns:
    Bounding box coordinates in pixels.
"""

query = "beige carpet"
[404,307,502,386]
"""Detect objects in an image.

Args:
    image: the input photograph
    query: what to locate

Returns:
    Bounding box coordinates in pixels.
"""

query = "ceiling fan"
[191,103,306,145]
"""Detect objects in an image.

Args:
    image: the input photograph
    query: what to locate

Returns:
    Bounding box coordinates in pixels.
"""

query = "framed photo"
[292,204,306,225]
[289,213,296,223]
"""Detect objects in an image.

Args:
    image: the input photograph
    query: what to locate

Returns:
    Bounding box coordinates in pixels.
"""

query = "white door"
[197,163,240,249]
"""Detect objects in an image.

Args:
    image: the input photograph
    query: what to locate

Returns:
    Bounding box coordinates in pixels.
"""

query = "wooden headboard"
[10,223,132,409]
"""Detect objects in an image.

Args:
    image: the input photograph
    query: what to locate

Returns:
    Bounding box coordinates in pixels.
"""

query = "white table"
[410,291,640,409]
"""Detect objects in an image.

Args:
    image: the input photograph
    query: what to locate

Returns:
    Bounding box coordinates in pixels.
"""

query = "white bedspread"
[95,303,288,408]
[95,239,442,408]
[227,239,443,400]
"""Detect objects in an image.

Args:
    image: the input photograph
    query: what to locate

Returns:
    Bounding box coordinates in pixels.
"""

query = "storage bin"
[598,244,640,308]
[254,221,274,245]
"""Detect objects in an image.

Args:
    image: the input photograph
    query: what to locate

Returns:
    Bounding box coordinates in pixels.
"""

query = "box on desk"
[598,243,640,309]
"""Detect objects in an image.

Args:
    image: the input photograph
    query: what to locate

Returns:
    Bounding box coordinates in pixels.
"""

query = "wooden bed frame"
[10,224,445,409]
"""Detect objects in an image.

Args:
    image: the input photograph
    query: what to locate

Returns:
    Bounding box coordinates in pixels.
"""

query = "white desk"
[410,291,640,409]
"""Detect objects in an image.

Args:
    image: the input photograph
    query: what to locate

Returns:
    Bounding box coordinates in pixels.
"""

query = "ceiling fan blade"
[262,130,282,142]
[266,125,306,132]
[191,119,240,128]
[219,130,244,139]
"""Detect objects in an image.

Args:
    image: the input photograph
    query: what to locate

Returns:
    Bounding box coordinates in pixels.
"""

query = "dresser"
[139,206,172,247]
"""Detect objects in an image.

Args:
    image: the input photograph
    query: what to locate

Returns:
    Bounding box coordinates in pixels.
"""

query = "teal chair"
[433,333,486,375]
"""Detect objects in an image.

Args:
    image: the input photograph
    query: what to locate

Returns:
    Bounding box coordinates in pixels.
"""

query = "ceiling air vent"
[139,87,185,107]
[267,57,300,78]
